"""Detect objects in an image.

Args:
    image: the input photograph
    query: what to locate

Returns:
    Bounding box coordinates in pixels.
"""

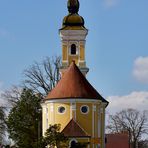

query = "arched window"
[69,139,77,148]
[71,44,76,55]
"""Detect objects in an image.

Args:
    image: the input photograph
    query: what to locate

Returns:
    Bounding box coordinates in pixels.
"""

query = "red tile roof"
[106,133,129,148]
[62,119,90,137]
[46,61,108,104]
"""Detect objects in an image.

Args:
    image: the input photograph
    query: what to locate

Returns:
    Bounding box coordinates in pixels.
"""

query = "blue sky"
[0,0,148,113]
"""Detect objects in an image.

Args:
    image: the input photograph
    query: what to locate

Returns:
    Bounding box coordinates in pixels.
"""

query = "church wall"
[68,55,79,65]
[62,44,68,61]
[76,103,93,136]
[42,100,106,148]
[80,44,85,61]
[54,103,71,131]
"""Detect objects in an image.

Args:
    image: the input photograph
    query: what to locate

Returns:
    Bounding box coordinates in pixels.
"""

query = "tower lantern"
[59,0,89,76]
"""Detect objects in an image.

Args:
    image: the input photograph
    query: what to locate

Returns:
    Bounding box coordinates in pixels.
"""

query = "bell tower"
[59,0,89,76]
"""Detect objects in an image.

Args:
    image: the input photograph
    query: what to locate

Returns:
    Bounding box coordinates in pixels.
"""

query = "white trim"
[71,103,76,110]
[46,107,48,114]
[69,137,90,140]
[50,103,54,112]
[100,108,103,114]
[92,104,94,137]
[60,30,88,41]
[50,103,55,124]
[70,102,72,119]
[69,138,78,148]
[92,104,95,148]
[67,42,68,62]
[46,118,48,130]
[78,41,80,62]
[75,103,77,120]
[98,108,101,138]
[80,105,89,114]
[68,41,79,55]
[45,98,101,104]
[103,109,106,148]
[46,107,49,127]
[93,105,96,112]
[46,107,48,120]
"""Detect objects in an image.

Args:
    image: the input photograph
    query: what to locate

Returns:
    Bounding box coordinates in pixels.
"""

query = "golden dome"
[60,0,86,29]
[62,13,84,27]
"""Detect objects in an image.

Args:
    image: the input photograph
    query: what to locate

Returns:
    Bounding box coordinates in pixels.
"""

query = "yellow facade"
[42,100,106,148]
[61,40,86,67]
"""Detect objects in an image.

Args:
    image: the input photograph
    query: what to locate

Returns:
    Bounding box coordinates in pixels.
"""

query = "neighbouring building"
[41,0,109,148]
[106,132,129,148]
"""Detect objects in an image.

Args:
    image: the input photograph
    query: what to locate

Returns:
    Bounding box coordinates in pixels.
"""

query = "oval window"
[58,106,66,114]
[80,105,89,114]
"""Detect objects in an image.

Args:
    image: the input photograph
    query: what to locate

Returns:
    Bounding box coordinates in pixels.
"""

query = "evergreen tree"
[0,106,5,145]
[43,124,68,148]
[6,89,42,148]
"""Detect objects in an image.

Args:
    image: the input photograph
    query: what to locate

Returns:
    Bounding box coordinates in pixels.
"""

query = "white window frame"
[80,105,89,114]
[57,106,66,114]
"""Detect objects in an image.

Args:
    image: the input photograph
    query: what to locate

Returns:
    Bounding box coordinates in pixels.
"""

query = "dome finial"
[67,0,80,14]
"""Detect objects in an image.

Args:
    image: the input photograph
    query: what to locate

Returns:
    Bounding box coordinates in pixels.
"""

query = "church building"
[41,0,109,148]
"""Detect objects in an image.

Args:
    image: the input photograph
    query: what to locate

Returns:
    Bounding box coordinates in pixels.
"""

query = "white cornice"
[60,30,88,40]
[44,98,102,104]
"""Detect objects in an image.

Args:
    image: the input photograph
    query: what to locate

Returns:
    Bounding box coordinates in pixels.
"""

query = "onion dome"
[45,61,109,106]
[62,14,84,27]
[61,0,85,28]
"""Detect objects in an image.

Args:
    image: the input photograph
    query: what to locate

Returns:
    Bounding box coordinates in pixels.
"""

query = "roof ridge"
[73,119,89,136]
[62,118,90,137]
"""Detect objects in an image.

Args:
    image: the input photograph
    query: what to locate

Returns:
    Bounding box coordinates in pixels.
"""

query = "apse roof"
[45,61,108,105]
[62,119,90,137]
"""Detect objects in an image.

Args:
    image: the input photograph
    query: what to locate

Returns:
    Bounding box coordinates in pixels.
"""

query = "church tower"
[41,0,109,148]
[59,0,89,76]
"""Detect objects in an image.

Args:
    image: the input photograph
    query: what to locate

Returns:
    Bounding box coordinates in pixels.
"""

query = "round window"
[81,105,89,114]
[58,106,66,114]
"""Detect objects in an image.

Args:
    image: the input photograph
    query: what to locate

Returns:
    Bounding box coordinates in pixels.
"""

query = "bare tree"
[2,56,61,107]
[138,139,148,148]
[24,56,61,95]
[2,86,22,107]
[107,109,148,148]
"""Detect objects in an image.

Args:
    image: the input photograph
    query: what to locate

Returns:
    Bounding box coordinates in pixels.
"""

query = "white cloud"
[107,91,148,114]
[103,0,119,8]
[133,56,148,83]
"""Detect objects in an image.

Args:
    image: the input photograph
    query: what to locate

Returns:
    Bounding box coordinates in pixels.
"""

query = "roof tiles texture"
[46,62,108,104]
[62,119,90,137]
[106,133,129,148]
